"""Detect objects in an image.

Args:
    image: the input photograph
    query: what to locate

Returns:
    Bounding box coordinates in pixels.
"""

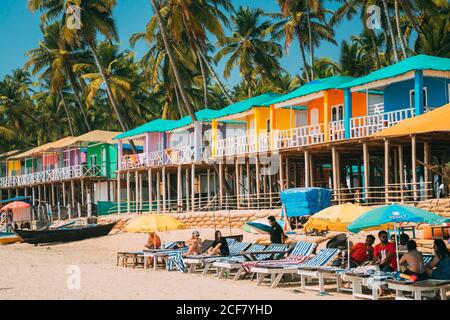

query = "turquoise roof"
[340,55,450,89]
[280,106,307,111]
[114,119,178,139]
[266,76,355,106]
[167,109,221,132]
[214,93,282,118]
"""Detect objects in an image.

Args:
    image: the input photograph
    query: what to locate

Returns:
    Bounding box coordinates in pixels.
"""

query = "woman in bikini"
[399,240,427,280]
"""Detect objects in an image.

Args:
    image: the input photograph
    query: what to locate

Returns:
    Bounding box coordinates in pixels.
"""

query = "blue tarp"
[0,196,31,204]
[280,188,332,217]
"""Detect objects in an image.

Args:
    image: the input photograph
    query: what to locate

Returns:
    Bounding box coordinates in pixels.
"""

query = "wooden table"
[387,279,450,300]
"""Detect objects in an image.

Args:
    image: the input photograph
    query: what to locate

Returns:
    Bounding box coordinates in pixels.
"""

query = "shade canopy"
[347,204,445,234]
[373,103,450,138]
[340,54,450,90]
[304,204,371,232]
[1,201,31,211]
[124,214,185,233]
[266,76,355,107]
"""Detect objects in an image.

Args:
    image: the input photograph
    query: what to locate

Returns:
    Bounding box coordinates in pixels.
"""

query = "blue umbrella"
[245,220,284,234]
[347,204,446,234]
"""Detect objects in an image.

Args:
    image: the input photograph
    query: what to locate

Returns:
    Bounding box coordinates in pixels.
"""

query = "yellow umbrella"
[304,204,371,232]
[124,214,185,233]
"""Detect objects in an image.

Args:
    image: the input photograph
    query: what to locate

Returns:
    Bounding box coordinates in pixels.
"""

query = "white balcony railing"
[350,108,414,138]
[215,134,270,157]
[0,165,103,188]
[274,124,325,149]
[329,120,345,142]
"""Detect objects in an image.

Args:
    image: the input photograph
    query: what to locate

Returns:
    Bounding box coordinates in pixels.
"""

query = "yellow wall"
[7,160,21,176]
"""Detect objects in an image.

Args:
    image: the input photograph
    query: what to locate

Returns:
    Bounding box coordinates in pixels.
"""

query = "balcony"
[215,134,270,157]
[329,120,345,142]
[350,107,414,138]
[0,165,104,188]
[274,124,325,149]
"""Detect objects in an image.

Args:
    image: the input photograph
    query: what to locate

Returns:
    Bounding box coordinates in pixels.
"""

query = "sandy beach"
[0,228,358,300]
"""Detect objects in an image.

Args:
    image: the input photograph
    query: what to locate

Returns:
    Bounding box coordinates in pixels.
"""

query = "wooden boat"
[0,232,21,245]
[15,222,117,245]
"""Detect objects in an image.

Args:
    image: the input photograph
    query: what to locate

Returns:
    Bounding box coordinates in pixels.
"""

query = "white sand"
[0,228,363,300]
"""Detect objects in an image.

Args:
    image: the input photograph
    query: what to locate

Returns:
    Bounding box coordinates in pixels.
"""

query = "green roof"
[114,119,178,139]
[266,76,355,106]
[280,106,307,111]
[340,55,450,90]
[167,109,221,132]
[214,93,282,119]
[220,120,247,125]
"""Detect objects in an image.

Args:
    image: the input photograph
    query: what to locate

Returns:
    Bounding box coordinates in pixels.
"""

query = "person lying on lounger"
[399,240,427,280]
[207,230,229,256]
[183,230,202,257]
[425,239,450,280]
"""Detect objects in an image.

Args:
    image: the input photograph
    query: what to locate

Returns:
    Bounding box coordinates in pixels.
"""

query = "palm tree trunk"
[195,44,234,104]
[306,8,314,80]
[150,0,197,121]
[197,51,208,109]
[381,0,399,63]
[394,0,408,59]
[65,65,91,132]
[59,90,75,136]
[247,74,252,98]
[297,27,311,82]
[174,85,184,117]
[370,29,382,69]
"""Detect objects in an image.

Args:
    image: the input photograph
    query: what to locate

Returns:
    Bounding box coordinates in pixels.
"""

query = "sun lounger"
[387,279,450,300]
[251,248,339,289]
[341,270,397,300]
[213,244,289,281]
[165,240,215,273]
[183,241,252,274]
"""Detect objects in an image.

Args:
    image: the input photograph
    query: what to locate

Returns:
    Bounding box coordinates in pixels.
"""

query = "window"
[409,87,428,109]
[331,104,344,121]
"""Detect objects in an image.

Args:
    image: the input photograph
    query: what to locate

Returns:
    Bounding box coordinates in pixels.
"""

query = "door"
[310,108,319,125]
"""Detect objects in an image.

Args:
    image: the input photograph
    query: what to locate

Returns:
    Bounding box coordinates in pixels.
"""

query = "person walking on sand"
[183,230,202,257]
[207,230,229,256]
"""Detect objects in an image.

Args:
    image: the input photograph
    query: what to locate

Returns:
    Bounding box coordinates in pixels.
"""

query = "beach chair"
[251,248,339,289]
[165,240,215,273]
[183,240,251,274]
[213,243,289,281]
[387,279,450,300]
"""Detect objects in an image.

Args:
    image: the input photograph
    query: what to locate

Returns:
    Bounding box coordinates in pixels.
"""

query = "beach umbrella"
[304,204,371,232]
[124,214,185,233]
[244,218,284,234]
[347,204,446,269]
[1,201,30,211]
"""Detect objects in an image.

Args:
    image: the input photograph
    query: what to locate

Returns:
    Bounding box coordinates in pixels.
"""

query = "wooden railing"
[350,108,414,138]
[329,120,345,142]
[274,123,325,149]
[0,165,104,188]
[216,134,270,157]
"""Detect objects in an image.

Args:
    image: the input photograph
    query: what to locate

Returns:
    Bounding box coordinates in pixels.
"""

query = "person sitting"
[183,230,202,257]
[268,216,285,244]
[390,234,397,245]
[207,230,230,256]
[399,240,426,281]
[425,239,450,280]
[350,235,375,267]
[145,232,161,250]
[373,230,397,272]
[398,233,410,251]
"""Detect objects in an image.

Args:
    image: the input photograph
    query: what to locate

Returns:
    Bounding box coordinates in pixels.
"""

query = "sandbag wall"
[417,198,450,218]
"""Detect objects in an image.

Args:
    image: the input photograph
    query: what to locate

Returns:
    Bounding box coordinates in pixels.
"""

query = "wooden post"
[156,170,161,212]
[268,172,273,207]
[310,154,315,187]
[398,145,404,203]
[255,156,260,207]
[285,156,290,189]
[304,150,310,188]
[393,147,399,185]
[412,135,418,200]
[207,167,211,205]
[363,142,370,203]
[177,165,182,210]
[148,169,153,212]
[167,171,171,211]
[126,172,131,214]
[191,163,195,212]
[246,159,250,207]
[38,185,41,205]
[135,171,139,214]
[162,167,166,213]
[279,153,284,192]
[117,173,121,214]
[384,139,390,203]
[219,162,223,207]
[32,187,36,206]
[139,172,143,212]
[43,185,47,203]
[197,173,201,209]
[235,160,240,209]
[424,141,431,199]
[332,147,338,202]
[81,180,85,206]
[185,168,190,211]
[71,180,75,207]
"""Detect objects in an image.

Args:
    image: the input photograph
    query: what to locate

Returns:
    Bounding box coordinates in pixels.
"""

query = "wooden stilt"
[126,172,131,214]
[177,165,182,211]
[162,167,166,213]
[246,159,250,207]
[148,169,153,212]
[139,172,143,212]
[156,170,161,212]
[412,135,418,200]
[279,154,284,192]
[269,171,273,207]
[207,167,211,205]
[167,171,171,211]
[32,187,36,206]
[70,180,75,207]
[363,142,370,203]
[304,150,310,188]
[332,147,338,202]
[424,141,431,198]
[197,174,201,209]
[398,145,404,202]
[117,173,121,214]
[37,186,41,206]
[219,162,223,207]
[310,154,315,187]
[255,156,260,207]
[185,168,190,211]
[43,185,47,203]
[393,147,399,185]
[191,163,195,212]
[51,183,55,206]
[384,139,390,203]
[135,171,139,214]
[285,156,290,189]
[235,160,240,209]
[81,180,84,206]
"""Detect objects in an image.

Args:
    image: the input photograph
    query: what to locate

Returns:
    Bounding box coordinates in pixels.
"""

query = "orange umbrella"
[1,201,30,211]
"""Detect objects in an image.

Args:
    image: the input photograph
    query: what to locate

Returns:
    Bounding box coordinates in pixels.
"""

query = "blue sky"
[0,0,362,85]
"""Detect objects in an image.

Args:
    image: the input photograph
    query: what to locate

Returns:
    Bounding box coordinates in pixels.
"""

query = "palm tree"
[340,40,375,77]
[415,14,450,58]
[25,22,91,132]
[215,6,283,98]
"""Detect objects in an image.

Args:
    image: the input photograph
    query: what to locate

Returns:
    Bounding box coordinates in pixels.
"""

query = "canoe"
[15,222,117,245]
[0,232,21,245]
